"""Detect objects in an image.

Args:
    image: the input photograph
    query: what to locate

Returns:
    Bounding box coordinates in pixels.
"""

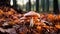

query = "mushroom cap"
[20,17,27,20]
[24,11,40,18]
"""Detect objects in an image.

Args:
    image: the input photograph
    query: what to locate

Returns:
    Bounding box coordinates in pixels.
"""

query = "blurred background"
[0,0,60,14]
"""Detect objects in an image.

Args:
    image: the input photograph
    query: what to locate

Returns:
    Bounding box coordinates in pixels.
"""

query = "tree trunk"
[46,0,49,12]
[41,0,45,12]
[13,0,17,9]
[53,0,59,14]
[29,0,31,11]
[36,0,39,12]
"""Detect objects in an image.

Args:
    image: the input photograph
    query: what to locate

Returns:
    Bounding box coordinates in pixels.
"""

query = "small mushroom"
[24,11,40,27]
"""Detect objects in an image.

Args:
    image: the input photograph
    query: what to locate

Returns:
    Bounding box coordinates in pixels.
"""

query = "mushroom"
[24,11,40,27]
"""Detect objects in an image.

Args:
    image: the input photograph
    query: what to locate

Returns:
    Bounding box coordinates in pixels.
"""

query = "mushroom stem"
[29,17,34,27]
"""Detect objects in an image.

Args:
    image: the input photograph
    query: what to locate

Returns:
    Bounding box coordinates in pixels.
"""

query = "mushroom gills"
[29,17,34,27]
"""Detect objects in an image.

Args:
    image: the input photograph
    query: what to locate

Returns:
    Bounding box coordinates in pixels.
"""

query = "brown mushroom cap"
[24,11,40,18]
